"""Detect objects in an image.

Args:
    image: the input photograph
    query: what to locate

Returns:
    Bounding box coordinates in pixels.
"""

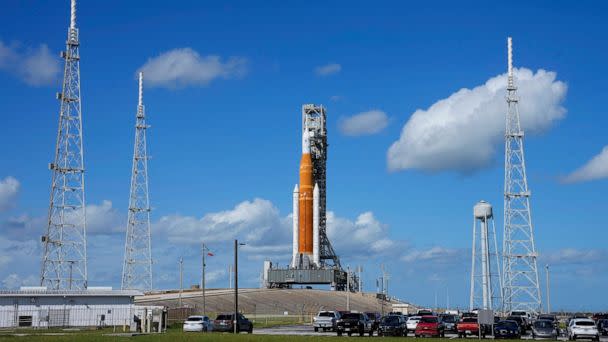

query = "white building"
[0,286,164,331]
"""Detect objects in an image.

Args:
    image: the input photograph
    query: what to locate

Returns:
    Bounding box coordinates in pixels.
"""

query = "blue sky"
[1,0,607,311]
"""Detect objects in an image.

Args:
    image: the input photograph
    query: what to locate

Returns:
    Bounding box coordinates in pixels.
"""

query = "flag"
[207,252,214,257]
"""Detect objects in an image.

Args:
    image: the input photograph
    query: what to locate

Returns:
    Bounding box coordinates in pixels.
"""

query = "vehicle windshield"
[441,315,456,323]
[576,321,596,326]
[409,316,421,322]
[420,316,438,323]
[462,318,478,323]
[216,314,232,320]
[382,316,399,324]
[498,321,518,329]
[319,312,335,317]
[342,313,361,320]
[511,311,526,316]
[534,321,553,329]
[539,315,555,321]
[366,313,376,319]
[186,317,202,321]
[507,316,522,322]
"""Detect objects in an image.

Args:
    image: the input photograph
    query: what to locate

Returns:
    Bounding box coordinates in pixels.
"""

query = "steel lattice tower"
[121,72,153,291]
[502,37,542,314]
[302,104,341,268]
[40,0,88,290]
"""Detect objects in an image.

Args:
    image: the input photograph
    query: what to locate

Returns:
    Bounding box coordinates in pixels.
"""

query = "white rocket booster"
[313,183,320,267]
[292,185,299,268]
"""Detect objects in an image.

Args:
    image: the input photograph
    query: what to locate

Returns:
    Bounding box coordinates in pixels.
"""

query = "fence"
[0,305,164,331]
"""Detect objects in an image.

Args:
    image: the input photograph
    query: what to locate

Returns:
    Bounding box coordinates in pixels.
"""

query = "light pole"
[234,239,246,333]
[545,264,551,314]
[346,265,350,311]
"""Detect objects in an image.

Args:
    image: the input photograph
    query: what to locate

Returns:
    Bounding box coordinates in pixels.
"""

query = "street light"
[234,239,246,333]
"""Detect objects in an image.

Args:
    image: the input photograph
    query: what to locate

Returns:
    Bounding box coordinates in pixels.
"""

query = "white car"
[183,315,212,332]
[406,316,421,332]
[568,318,599,341]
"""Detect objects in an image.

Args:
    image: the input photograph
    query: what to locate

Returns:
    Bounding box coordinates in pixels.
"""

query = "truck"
[457,317,483,338]
[313,311,340,332]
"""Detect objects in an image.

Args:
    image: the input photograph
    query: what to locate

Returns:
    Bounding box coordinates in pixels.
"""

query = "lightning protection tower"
[470,201,502,312]
[302,104,340,269]
[40,0,88,290]
[121,72,153,291]
[502,37,542,314]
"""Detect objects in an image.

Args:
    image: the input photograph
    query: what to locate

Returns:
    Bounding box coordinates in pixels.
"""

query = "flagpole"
[202,242,207,316]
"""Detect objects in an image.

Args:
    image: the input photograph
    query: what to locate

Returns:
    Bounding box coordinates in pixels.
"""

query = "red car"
[415,315,445,338]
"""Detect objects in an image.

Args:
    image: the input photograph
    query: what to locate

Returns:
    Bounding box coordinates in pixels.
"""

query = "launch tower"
[502,37,542,314]
[40,0,88,290]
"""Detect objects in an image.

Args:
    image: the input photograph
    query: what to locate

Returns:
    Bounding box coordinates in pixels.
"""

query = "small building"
[0,286,164,331]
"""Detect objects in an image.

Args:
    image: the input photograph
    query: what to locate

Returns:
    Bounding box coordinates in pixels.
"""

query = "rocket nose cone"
[302,129,310,154]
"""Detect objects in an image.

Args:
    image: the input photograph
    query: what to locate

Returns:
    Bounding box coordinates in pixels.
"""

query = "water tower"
[470,201,503,311]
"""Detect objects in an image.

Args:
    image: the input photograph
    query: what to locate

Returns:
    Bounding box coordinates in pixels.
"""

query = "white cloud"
[315,63,341,76]
[85,200,124,234]
[154,198,396,261]
[327,211,398,257]
[138,48,247,88]
[339,110,389,136]
[562,146,608,183]
[2,273,37,289]
[0,41,60,86]
[387,68,567,173]
[0,176,19,212]
[542,248,606,265]
[401,246,466,264]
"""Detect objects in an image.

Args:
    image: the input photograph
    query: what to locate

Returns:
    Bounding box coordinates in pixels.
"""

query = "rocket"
[292,128,320,268]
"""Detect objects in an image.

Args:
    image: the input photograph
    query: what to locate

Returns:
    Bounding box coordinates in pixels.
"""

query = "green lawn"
[0,328,527,342]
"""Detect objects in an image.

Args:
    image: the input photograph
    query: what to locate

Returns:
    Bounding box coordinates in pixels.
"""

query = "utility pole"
[179,257,183,307]
[41,0,88,290]
[228,265,232,289]
[545,264,551,314]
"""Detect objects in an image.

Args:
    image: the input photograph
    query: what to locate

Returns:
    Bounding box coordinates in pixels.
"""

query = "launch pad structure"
[264,104,358,292]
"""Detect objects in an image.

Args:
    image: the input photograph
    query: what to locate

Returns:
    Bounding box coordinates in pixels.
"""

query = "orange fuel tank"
[298,130,314,255]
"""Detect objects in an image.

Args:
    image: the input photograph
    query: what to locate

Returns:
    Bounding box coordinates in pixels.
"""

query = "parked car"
[494,320,521,339]
[365,312,382,331]
[510,311,532,329]
[597,319,608,336]
[406,315,421,333]
[183,315,212,332]
[313,310,340,332]
[378,315,407,337]
[336,312,374,337]
[440,314,459,333]
[507,316,528,335]
[457,317,482,338]
[212,313,253,333]
[532,319,558,339]
[568,318,599,341]
[538,314,560,334]
[417,309,434,316]
[415,315,445,338]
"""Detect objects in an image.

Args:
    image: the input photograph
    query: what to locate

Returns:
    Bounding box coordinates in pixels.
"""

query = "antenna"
[121,71,153,290]
[41,0,87,289]
[70,0,76,29]
[502,36,542,314]
[507,37,513,77]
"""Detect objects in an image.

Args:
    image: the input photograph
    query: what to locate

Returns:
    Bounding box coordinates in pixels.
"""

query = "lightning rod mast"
[121,72,153,291]
[40,0,88,290]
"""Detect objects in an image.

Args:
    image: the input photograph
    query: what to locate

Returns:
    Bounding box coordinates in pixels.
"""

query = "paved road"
[255,325,608,340]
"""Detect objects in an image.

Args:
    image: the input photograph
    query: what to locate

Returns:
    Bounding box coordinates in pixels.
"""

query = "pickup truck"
[313,311,340,332]
[457,317,484,338]
[336,312,374,337]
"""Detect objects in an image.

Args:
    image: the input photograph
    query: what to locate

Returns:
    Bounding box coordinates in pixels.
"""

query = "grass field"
[0,328,527,342]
